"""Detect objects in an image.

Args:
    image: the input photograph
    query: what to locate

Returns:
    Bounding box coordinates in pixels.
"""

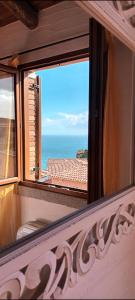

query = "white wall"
[19,186,87,225]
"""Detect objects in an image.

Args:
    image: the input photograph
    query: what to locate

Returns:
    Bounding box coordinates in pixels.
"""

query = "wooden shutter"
[24,74,41,180]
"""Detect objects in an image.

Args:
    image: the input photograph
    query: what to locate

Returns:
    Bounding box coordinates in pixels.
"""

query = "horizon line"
[42,134,88,136]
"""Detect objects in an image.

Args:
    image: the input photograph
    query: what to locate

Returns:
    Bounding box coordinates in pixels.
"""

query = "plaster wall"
[19,186,87,226]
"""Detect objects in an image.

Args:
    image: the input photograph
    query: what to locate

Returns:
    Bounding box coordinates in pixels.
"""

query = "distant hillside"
[76,149,88,159]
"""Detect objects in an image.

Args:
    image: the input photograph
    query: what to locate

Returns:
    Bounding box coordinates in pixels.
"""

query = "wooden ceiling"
[0,0,63,28]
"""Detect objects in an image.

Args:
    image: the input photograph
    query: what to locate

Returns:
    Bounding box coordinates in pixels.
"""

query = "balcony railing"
[0,187,135,299]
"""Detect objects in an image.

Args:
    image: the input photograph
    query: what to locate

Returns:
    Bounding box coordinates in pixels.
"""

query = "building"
[47,158,88,190]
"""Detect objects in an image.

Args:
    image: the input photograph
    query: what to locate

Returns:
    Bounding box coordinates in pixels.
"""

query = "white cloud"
[45,118,55,124]
[0,89,15,119]
[0,77,13,91]
[42,112,88,135]
[0,72,15,119]
[58,112,88,126]
[42,117,62,127]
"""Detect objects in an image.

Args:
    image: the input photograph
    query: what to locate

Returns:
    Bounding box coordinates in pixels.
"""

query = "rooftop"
[47,158,88,183]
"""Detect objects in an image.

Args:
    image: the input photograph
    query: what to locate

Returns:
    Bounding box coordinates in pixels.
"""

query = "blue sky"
[36,61,89,135]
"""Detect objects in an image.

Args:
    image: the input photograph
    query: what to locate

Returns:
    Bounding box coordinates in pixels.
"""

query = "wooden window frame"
[20,20,108,202]
[19,19,134,203]
[0,64,21,186]
[20,50,89,199]
[88,19,108,203]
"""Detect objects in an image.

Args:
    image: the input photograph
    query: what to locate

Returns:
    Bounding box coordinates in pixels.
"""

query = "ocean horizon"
[42,134,88,170]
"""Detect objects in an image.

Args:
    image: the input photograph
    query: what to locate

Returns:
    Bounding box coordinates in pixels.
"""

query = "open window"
[23,57,89,196]
[21,19,134,205]
[0,65,20,185]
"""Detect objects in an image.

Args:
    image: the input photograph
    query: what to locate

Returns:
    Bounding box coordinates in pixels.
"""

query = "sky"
[36,61,89,136]
[0,76,15,119]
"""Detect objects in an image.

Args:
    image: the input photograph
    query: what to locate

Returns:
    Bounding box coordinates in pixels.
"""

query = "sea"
[42,135,88,170]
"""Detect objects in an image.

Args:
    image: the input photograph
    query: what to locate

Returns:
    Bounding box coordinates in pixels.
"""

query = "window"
[22,20,134,203]
[0,67,18,183]
[23,59,89,193]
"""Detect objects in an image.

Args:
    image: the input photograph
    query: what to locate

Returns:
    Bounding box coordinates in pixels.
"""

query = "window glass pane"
[24,60,89,191]
[0,72,17,179]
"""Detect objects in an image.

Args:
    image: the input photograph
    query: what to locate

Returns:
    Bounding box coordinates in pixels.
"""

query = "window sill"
[20,180,88,200]
[0,177,19,186]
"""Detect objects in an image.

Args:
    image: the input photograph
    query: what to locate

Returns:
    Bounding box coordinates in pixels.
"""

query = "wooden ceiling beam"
[1,0,38,29]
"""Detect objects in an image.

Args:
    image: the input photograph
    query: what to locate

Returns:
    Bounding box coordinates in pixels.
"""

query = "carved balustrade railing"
[0,188,135,299]
[76,0,135,51]
[113,0,135,27]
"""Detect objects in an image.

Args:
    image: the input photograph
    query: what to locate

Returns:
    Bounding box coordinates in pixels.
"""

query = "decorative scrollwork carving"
[0,272,25,300]
[0,201,135,299]
[113,0,135,27]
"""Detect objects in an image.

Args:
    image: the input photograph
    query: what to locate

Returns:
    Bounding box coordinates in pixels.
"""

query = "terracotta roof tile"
[47,158,88,183]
